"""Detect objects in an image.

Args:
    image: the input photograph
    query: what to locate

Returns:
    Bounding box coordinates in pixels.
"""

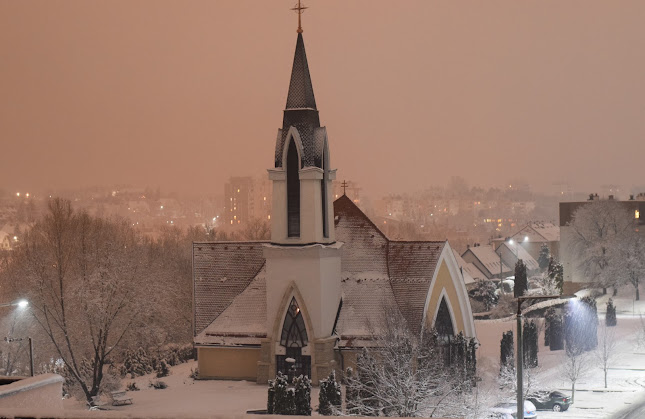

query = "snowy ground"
[59,287,645,418]
[476,287,645,419]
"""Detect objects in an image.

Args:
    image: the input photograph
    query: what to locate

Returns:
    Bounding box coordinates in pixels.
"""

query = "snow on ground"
[63,361,322,416]
[476,286,645,418]
[59,287,645,418]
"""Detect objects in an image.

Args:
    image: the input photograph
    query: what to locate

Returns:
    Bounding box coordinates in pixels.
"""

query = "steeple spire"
[286,33,317,110]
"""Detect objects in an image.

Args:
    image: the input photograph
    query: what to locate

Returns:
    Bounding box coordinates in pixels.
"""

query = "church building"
[192,17,476,385]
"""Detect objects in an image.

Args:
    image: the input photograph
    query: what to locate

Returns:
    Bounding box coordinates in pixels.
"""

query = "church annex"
[192,24,476,385]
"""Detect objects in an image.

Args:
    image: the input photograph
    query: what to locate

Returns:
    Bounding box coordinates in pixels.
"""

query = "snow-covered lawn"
[476,287,645,418]
[59,288,645,418]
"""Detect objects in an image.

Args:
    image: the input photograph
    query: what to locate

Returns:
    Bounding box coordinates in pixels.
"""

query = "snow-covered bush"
[126,382,139,391]
[523,319,538,368]
[149,380,167,390]
[318,370,341,415]
[500,330,514,373]
[293,375,312,415]
[267,379,275,414]
[470,279,498,311]
[272,372,295,415]
[156,359,170,378]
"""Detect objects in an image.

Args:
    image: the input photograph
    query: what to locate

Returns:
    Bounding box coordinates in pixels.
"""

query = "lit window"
[237,220,240,224]
[264,197,266,201]
[268,215,271,220]
[636,210,640,219]
[234,215,236,220]
[230,220,233,225]
[237,189,240,193]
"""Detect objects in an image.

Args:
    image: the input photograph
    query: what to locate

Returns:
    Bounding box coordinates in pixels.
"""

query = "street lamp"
[0,299,33,376]
[515,294,576,419]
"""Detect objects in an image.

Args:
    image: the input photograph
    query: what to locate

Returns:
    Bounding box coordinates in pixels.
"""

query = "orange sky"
[1,1,644,197]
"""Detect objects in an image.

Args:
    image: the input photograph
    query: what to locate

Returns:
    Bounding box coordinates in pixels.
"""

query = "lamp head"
[17,300,28,309]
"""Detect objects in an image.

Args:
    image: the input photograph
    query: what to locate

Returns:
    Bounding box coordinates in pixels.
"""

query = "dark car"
[528,391,571,412]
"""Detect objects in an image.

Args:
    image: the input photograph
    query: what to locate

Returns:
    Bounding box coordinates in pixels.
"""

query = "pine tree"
[544,307,557,346]
[523,320,539,368]
[548,257,564,294]
[267,379,275,414]
[549,313,564,351]
[538,244,550,271]
[500,331,514,372]
[514,260,528,298]
[606,298,617,327]
[318,370,341,415]
[293,375,312,416]
[273,372,294,415]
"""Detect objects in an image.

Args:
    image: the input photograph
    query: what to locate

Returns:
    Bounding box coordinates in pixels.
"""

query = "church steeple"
[268,26,336,245]
[286,33,317,110]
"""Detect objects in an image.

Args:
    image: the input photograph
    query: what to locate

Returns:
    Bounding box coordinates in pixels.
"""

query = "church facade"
[192,30,476,385]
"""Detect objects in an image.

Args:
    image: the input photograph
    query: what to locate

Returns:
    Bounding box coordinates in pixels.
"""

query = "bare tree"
[562,342,592,403]
[568,200,635,292]
[12,199,153,402]
[594,323,618,388]
[345,305,477,417]
[240,217,271,240]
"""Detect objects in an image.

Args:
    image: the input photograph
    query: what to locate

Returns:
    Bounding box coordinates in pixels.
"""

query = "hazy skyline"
[1,1,644,198]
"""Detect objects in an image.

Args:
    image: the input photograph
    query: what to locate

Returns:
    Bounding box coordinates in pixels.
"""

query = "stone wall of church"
[197,347,260,381]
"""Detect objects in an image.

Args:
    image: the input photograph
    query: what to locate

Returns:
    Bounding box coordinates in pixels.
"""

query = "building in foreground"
[192,25,475,384]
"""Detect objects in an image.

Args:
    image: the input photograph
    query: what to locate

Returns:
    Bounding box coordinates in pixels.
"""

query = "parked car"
[489,400,537,418]
[528,391,571,412]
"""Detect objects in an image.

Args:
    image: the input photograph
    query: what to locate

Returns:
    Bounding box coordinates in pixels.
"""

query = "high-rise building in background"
[223,176,272,228]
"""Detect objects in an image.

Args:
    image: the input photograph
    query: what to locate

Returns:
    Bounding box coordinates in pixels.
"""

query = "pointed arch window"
[287,139,300,237]
[280,297,308,347]
[435,297,455,338]
[321,144,329,238]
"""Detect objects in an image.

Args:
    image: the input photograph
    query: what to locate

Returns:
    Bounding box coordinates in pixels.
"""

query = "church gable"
[334,195,388,278]
[387,241,445,335]
[193,242,267,336]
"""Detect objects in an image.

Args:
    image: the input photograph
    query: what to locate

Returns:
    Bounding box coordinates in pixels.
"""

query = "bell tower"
[267,30,336,245]
[260,6,341,384]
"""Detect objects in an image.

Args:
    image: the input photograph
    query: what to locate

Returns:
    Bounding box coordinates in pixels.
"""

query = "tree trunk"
[636,286,640,301]
[604,368,607,388]
[613,288,617,296]
[602,288,607,295]
[571,382,575,404]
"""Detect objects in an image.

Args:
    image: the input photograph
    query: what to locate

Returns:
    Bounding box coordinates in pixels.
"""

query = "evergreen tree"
[523,320,539,368]
[548,257,564,294]
[538,244,550,271]
[267,379,275,414]
[471,279,498,311]
[549,313,564,351]
[273,372,295,415]
[293,375,312,416]
[514,260,528,298]
[155,359,170,378]
[500,331,514,372]
[544,307,557,346]
[606,298,617,327]
[318,370,341,415]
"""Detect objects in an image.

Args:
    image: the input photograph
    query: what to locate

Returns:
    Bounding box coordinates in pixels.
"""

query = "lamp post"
[516,294,575,419]
[0,299,33,376]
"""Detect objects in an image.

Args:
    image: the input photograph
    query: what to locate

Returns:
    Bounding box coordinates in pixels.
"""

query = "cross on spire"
[291,0,308,34]
[341,180,348,196]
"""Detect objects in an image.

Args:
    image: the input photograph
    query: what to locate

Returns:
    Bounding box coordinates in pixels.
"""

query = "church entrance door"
[277,297,311,380]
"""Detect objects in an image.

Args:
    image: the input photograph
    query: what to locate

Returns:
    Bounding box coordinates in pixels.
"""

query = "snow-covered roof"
[462,245,512,277]
[498,243,540,271]
[512,222,560,243]
[452,250,484,284]
[194,196,462,347]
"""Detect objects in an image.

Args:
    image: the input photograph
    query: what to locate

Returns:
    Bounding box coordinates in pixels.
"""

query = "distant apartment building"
[223,176,272,227]
[559,195,645,288]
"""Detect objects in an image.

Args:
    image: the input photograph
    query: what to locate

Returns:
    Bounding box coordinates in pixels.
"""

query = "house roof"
[452,250,481,284]
[462,245,512,277]
[512,222,560,243]
[498,242,540,271]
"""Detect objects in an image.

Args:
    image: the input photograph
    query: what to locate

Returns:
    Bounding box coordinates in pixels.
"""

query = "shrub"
[293,375,312,416]
[272,372,295,415]
[126,382,139,391]
[500,330,514,372]
[267,379,275,414]
[606,298,617,327]
[150,380,167,390]
[156,359,170,378]
[318,370,341,415]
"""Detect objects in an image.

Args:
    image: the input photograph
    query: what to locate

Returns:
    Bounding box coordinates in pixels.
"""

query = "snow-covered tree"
[523,320,538,368]
[538,244,550,271]
[499,331,514,372]
[294,374,312,416]
[568,200,635,291]
[604,229,645,300]
[514,260,528,298]
[7,199,158,403]
[563,340,592,404]
[547,257,564,295]
[345,306,477,417]
[470,279,498,311]
[318,370,341,415]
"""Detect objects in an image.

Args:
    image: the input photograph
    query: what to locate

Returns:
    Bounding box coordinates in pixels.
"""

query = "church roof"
[193,196,454,345]
[193,241,267,336]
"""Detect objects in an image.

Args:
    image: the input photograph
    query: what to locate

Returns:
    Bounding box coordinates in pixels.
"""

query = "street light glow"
[17,300,28,309]
[523,236,529,243]
[508,239,514,245]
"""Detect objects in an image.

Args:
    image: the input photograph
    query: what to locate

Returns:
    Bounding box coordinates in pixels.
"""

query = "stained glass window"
[280,297,308,347]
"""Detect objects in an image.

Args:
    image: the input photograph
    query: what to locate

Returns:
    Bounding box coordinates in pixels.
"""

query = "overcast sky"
[1,1,644,198]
